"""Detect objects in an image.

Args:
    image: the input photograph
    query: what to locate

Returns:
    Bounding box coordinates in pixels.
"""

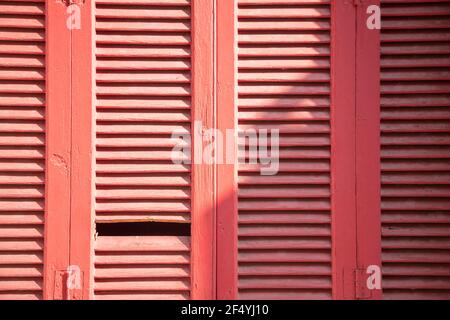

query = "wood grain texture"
[237,0,332,300]
[380,0,450,300]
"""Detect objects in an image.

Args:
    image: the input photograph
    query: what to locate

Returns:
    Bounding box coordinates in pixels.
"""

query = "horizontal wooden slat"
[96,7,190,19]
[94,292,189,300]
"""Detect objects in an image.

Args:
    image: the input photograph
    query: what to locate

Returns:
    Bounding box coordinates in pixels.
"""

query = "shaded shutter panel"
[0,0,45,300]
[381,0,450,299]
[237,0,332,299]
[94,0,192,299]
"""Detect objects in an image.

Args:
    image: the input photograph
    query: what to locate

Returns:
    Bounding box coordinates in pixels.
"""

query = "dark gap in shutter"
[96,222,190,237]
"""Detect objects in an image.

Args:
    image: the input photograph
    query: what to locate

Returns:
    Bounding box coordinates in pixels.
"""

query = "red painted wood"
[43,0,71,300]
[95,236,190,300]
[93,0,194,299]
[70,0,95,300]
[0,0,46,300]
[236,0,332,300]
[380,0,450,300]
[217,0,238,300]
[330,0,357,300]
[6,0,449,301]
[190,0,215,300]
[356,0,382,300]
[94,0,193,225]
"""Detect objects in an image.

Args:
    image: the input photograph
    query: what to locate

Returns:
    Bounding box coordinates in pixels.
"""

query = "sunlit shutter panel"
[381,0,450,300]
[94,236,190,300]
[0,0,45,300]
[94,0,192,299]
[237,0,332,300]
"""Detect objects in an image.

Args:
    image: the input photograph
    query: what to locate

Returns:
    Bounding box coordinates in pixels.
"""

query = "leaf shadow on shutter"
[234,0,333,300]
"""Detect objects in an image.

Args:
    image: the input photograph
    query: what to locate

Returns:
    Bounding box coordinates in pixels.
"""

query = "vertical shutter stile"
[381,0,450,299]
[0,0,45,300]
[237,0,332,300]
[93,0,192,300]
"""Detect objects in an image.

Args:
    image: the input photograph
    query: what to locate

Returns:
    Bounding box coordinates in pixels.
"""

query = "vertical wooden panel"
[330,0,357,300]
[43,0,71,300]
[216,0,238,300]
[71,0,95,300]
[191,0,215,300]
[356,0,382,300]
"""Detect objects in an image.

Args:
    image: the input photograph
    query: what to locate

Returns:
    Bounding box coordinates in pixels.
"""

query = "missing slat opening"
[96,222,190,237]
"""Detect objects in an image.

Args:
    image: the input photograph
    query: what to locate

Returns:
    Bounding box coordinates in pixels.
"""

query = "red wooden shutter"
[236,0,333,300]
[380,0,450,299]
[93,0,193,300]
[0,0,46,300]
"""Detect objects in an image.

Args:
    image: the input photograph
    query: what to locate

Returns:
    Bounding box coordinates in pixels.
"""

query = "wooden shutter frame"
[216,0,238,300]
[355,0,382,301]
[191,0,216,299]
[44,0,94,300]
[44,0,72,300]
[45,0,214,300]
[70,0,95,300]
[331,0,382,300]
[330,0,358,300]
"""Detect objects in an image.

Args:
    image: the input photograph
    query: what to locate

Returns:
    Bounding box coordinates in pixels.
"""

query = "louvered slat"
[95,0,192,224]
[237,0,332,300]
[94,236,190,300]
[94,0,192,300]
[381,0,450,300]
[0,0,45,300]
